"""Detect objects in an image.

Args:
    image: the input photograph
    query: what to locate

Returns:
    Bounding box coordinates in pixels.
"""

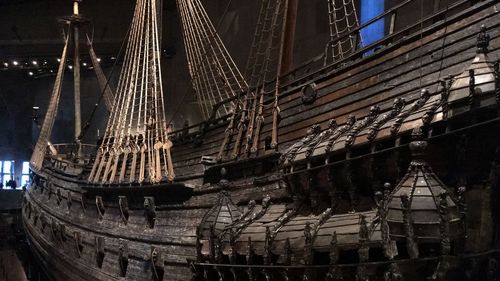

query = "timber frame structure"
[22,0,500,280]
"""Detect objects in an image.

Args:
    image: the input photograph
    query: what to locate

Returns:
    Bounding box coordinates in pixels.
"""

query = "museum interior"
[0,0,499,280]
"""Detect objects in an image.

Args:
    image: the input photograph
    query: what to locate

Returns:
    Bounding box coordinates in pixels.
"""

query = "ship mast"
[73,0,83,157]
[279,0,298,75]
[30,1,116,171]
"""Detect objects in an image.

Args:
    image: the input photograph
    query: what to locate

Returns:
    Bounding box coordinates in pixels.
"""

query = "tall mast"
[279,0,298,75]
[73,0,82,157]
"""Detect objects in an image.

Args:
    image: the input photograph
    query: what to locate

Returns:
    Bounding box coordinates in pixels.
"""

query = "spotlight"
[32,60,38,65]
[68,65,73,69]
[50,70,54,73]
[12,61,19,66]
[3,62,8,67]
[110,56,116,60]
[57,58,61,62]
[97,58,101,62]
[82,62,87,67]
[43,61,48,65]
[32,106,39,110]
[28,71,34,76]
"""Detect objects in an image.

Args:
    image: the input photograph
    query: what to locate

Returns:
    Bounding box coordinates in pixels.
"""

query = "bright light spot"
[82,62,87,66]
[33,106,39,110]
[3,62,8,67]
[110,56,116,60]
[57,58,61,62]
[97,58,101,62]
[28,71,34,76]
[50,70,54,73]
[68,65,73,69]
[32,60,38,65]
[12,61,19,66]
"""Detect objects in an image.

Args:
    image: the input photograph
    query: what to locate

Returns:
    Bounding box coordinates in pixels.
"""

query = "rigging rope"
[89,0,174,184]
[177,0,248,120]
[77,28,130,142]
[326,0,362,63]
[30,35,70,171]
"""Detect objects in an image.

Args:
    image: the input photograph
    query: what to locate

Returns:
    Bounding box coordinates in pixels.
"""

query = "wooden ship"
[21,0,500,280]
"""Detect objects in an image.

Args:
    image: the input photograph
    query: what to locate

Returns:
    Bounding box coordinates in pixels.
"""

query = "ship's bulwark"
[23,0,500,280]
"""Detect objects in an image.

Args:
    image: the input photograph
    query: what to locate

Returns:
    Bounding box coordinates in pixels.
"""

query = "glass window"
[22,162,30,174]
[2,161,12,174]
[21,175,30,186]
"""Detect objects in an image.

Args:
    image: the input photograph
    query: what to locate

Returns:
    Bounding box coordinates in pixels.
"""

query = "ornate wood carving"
[228,229,238,281]
[438,192,451,255]
[303,223,313,280]
[345,105,380,148]
[66,191,72,211]
[384,263,404,281]
[246,236,254,281]
[264,226,272,265]
[280,124,321,164]
[79,194,86,213]
[40,212,47,232]
[401,194,419,259]
[144,197,156,229]
[233,195,272,238]
[95,196,105,220]
[50,219,59,242]
[325,231,343,281]
[305,119,338,158]
[390,89,430,136]
[368,98,405,141]
[356,215,370,281]
[422,80,447,127]
[74,231,83,258]
[303,222,313,265]
[477,24,490,54]
[282,238,292,281]
[56,188,62,205]
[325,115,356,153]
[380,184,398,260]
[457,186,467,251]
[118,239,129,277]
[468,69,476,107]
[151,247,164,281]
[95,236,105,268]
[118,196,129,225]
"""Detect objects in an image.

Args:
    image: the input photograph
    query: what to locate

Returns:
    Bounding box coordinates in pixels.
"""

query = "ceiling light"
[57,58,61,62]
[32,60,38,65]
[3,62,8,67]
[12,61,19,66]
[97,58,101,62]
[68,65,73,69]
[28,71,34,76]
[82,62,87,66]
[32,106,39,110]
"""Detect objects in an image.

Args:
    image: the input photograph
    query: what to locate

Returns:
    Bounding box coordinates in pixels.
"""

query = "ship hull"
[22,1,500,280]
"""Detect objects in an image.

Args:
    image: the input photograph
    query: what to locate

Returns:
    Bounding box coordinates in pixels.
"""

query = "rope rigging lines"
[326,0,363,63]
[89,0,174,184]
[177,0,248,120]
[30,36,69,172]
[218,0,289,161]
